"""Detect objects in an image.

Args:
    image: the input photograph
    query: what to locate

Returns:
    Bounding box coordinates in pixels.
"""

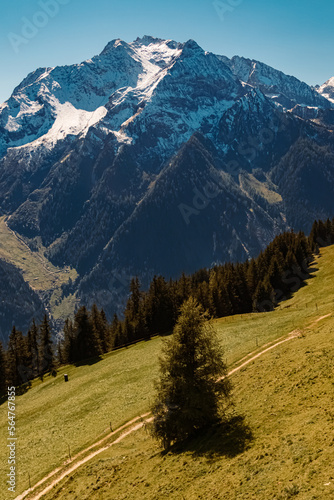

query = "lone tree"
[151,297,231,450]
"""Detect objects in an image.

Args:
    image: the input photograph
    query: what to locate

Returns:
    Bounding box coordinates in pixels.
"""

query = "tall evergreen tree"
[62,318,75,364]
[90,304,106,353]
[74,306,100,361]
[7,326,27,387]
[29,319,40,378]
[151,298,231,450]
[39,315,57,378]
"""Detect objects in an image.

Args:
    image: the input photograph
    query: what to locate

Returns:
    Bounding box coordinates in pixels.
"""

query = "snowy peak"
[134,35,166,47]
[317,77,334,103]
[226,55,333,110]
[1,35,334,162]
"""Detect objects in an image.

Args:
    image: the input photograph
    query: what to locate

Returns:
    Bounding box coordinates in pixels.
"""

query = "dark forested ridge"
[0,259,46,344]
[1,216,332,395]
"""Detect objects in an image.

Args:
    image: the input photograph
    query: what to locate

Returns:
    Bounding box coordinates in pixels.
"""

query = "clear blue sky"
[1,0,333,104]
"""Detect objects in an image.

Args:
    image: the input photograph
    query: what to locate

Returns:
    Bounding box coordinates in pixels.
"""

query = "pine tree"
[7,326,28,387]
[90,304,106,353]
[151,298,231,450]
[125,277,141,322]
[74,306,100,361]
[62,318,75,364]
[252,280,274,312]
[110,313,120,348]
[146,276,174,335]
[39,315,57,378]
[29,319,40,378]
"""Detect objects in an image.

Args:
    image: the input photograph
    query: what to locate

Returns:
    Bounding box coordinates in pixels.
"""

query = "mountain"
[1,36,334,325]
[317,77,334,103]
[0,258,46,342]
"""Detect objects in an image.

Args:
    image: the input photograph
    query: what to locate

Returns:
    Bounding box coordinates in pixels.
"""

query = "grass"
[1,246,334,499]
[0,216,78,320]
[44,314,334,499]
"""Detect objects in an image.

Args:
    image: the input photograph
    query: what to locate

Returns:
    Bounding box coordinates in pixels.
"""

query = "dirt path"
[14,414,151,500]
[16,315,331,500]
[307,313,331,329]
[226,329,302,378]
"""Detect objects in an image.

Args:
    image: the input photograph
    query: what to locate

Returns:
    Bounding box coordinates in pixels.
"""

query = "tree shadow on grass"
[74,355,102,367]
[171,414,253,459]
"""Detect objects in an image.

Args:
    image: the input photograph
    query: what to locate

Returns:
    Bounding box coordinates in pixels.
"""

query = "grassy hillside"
[44,309,334,500]
[1,246,334,499]
[0,216,78,321]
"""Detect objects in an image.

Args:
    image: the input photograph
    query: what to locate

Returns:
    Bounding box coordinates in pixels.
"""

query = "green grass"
[1,246,334,499]
[45,312,334,500]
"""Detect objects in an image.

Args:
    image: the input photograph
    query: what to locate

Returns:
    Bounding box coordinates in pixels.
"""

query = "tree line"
[1,217,333,395]
[0,315,56,397]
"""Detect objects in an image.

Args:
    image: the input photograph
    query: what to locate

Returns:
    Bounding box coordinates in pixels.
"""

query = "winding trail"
[15,314,331,500]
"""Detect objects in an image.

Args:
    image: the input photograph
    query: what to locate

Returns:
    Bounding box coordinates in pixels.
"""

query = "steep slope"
[271,138,334,231]
[79,133,285,311]
[0,258,46,342]
[222,55,332,110]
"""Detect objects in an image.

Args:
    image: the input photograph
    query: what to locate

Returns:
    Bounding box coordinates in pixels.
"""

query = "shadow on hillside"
[74,355,102,367]
[171,414,253,458]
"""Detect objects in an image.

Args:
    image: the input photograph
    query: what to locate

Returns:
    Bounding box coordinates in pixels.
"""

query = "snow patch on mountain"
[317,77,334,103]
[1,36,334,164]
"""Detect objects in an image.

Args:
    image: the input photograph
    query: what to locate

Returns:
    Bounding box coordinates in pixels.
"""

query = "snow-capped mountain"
[220,55,331,110]
[1,35,334,323]
[317,77,334,103]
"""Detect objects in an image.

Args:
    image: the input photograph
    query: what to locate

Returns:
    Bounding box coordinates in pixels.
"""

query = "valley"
[0,216,78,325]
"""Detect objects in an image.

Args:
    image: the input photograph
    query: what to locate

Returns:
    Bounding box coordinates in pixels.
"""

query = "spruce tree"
[29,319,40,378]
[74,306,100,361]
[151,298,231,450]
[39,315,57,378]
[62,318,75,364]
[90,304,106,353]
[7,326,27,387]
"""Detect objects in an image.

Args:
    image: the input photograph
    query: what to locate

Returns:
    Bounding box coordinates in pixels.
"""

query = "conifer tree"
[151,298,231,450]
[146,276,174,335]
[90,304,106,353]
[74,306,100,361]
[39,315,57,378]
[29,319,40,378]
[62,318,75,364]
[7,326,27,387]
[110,313,120,348]
[125,277,141,322]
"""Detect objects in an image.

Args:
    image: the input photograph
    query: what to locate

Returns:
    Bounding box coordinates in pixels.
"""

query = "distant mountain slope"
[0,258,46,342]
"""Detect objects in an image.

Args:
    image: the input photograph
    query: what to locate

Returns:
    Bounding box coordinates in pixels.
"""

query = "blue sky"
[1,0,334,104]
